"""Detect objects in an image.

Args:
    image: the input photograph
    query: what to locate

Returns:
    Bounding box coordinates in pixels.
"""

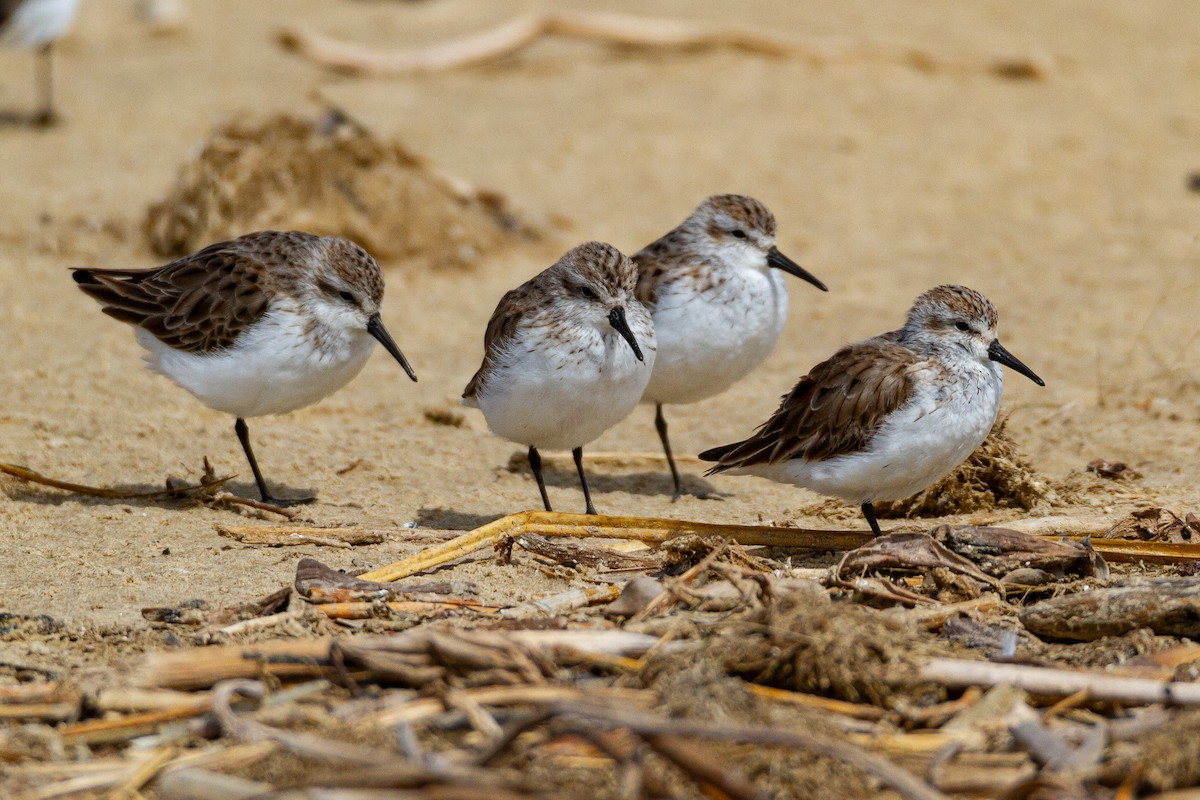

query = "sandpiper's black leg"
[528,445,552,512]
[573,446,597,516]
[654,402,686,501]
[234,417,313,507]
[32,44,57,127]
[861,502,883,537]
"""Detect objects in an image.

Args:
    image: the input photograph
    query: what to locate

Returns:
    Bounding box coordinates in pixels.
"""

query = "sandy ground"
[2,0,1200,668]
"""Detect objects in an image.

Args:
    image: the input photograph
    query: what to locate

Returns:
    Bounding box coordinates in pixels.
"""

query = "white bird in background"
[0,0,79,125]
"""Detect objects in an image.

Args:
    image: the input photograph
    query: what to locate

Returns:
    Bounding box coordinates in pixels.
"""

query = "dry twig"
[277,10,1049,81]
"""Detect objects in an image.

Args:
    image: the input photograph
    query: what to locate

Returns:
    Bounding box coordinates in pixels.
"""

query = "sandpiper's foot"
[671,486,729,503]
[31,108,59,128]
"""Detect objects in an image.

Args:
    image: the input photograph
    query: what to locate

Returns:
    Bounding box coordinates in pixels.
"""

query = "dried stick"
[132,638,334,690]
[104,746,177,800]
[0,461,229,500]
[212,679,394,765]
[364,685,655,728]
[643,734,768,800]
[0,461,297,519]
[628,541,728,623]
[61,705,210,746]
[356,511,871,583]
[316,599,502,620]
[217,525,459,547]
[277,10,1046,80]
[748,684,887,721]
[352,511,1200,584]
[548,701,950,800]
[921,658,1200,705]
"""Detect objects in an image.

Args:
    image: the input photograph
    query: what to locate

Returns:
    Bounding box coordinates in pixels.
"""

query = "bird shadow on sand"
[515,458,726,501]
[0,110,55,128]
[413,508,502,531]
[0,462,315,514]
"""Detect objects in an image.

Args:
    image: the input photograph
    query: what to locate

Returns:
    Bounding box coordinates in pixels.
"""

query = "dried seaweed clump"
[659,582,950,707]
[876,418,1055,518]
[144,112,537,267]
[1139,709,1200,790]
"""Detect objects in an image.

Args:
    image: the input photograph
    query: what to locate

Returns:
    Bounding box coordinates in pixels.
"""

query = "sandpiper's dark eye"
[579,285,597,300]
[730,229,748,240]
[339,290,357,305]
[955,321,970,332]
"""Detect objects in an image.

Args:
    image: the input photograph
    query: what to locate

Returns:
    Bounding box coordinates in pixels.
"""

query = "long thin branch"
[277,10,1049,80]
[921,658,1200,705]
[547,701,950,800]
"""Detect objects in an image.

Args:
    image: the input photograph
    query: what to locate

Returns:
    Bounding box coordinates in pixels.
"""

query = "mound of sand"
[143,112,538,266]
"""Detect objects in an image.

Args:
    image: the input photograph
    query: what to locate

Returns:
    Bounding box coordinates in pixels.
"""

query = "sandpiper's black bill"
[607,306,644,362]
[988,339,1044,386]
[767,247,827,292]
[367,313,418,382]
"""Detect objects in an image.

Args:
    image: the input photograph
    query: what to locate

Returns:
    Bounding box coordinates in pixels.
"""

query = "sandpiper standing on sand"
[1,0,80,125]
[700,285,1043,535]
[634,194,826,499]
[73,230,417,506]
[464,241,655,515]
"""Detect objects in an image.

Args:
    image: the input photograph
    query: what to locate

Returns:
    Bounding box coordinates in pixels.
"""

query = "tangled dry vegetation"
[6,486,1200,798]
[143,112,539,268]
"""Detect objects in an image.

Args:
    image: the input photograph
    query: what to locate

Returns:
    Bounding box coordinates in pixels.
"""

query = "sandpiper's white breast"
[643,262,787,406]
[737,359,1004,504]
[0,0,80,47]
[134,307,377,419]
[472,312,657,452]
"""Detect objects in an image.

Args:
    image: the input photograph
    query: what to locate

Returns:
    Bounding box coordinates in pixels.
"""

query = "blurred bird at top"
[0,0,80,126]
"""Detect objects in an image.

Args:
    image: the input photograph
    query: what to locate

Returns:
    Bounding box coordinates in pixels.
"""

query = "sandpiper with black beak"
[73,230,417,507]
[633,194,827,499]
[700,285,1043,536]
[464,241,656,515]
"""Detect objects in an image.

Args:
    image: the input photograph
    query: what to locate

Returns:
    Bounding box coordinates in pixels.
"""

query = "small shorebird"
[73,230,417,506]
[700,285,1043,536]
[464,241,655,515]
[0,0,80,125]
[634,194,826,499]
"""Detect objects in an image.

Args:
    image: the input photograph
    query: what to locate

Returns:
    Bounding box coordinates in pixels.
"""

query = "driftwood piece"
[1019,577,1200,641]
[932,525,1100,577]
[277,10,1049,83]
[294,557,475,604]
[317,599,503,620]
[921,658,1200,705]
[835,531,1000,588]
[242,512,1200,586]
[142,587,292,627]
[502,533,664,572]
[218,526,384,548]
[1105,508,1199,543]
[131,630,668,690]
[0,460,300,518]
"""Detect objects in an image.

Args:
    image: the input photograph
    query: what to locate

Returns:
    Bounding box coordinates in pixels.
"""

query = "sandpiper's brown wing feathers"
[72,231,315,353]
[701,337,917,469]
[462,283,533,399]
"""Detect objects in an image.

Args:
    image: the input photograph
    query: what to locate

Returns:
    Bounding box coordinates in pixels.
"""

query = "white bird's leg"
[573,446,597,516]
[234,417,313,507]
[33,43,57,127]
[528,445,552,512]
[654,402,686,501]
[861,502,883,537]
